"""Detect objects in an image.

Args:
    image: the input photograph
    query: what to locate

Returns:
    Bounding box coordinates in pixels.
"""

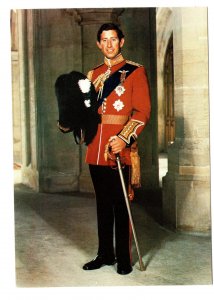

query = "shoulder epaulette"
[87,70,93,81]
[126,60,143,67]
[87,63,105,80]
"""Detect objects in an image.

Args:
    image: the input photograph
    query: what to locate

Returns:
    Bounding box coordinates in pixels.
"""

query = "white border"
[0,1,213,299]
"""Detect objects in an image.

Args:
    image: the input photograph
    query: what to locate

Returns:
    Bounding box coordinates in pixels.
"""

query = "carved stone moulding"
[64,8,124,25]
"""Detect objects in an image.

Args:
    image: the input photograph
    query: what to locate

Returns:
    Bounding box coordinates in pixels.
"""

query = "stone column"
[73,8,124,192]
[36,9,83,193]
[17,10,39,190]
[162,8,210,232]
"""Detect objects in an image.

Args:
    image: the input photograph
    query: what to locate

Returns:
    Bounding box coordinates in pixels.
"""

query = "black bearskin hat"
[55,71,100,145]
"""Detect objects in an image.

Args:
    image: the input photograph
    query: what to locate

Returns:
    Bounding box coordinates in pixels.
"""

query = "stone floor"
[14,183,213,290]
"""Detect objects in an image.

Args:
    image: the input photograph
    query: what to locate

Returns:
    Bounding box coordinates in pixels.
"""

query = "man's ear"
[120,38,125,48]
[96,41,102,50]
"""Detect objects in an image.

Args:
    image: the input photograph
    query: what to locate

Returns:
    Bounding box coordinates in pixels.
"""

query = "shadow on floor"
[134,187,163,225]
[14,184,212,287]
[14,183,169,270]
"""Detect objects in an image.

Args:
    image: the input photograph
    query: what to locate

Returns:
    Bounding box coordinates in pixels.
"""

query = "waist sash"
[101,114,129,125]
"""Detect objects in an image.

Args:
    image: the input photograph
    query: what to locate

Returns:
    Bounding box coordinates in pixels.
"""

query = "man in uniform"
[83,23,151,275]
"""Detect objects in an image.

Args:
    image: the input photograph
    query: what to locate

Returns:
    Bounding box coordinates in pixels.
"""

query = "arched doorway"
[156,7,173,187]
[158,34,174,186]
[164,34,175,151]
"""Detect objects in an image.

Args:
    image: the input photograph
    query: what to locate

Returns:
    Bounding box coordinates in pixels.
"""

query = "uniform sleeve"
[117,66,151,145]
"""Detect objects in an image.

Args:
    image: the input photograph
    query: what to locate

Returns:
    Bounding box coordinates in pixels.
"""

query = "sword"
[115,154,145,271]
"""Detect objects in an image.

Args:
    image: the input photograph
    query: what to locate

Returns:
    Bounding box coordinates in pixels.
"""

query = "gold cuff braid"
[118,120,145,144]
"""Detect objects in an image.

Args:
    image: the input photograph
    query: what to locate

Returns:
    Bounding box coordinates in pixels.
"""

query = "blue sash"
[97,63,138,106]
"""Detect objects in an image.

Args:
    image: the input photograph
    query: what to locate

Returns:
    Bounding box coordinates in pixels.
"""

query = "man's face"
[97,30,125,59]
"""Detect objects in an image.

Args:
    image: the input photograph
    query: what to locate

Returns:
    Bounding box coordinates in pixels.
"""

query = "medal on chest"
[114,70,129,96]
[113,69,129,111]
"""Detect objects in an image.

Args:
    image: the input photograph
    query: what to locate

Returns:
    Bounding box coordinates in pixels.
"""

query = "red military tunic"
[85,54,151,166]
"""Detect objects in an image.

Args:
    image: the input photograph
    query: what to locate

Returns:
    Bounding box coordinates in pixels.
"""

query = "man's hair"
[97,23,125,42]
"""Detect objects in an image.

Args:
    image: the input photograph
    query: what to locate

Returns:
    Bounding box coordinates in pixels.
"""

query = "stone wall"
[36,9,82,192]
[162,7,210,232]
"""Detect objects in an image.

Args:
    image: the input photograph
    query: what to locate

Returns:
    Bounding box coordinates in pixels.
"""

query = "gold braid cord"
[130,142,141,188]
[104,142,116,162]
[87,69,105,90]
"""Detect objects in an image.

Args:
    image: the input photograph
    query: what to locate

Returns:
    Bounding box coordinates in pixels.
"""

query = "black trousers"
[89,164,131,266]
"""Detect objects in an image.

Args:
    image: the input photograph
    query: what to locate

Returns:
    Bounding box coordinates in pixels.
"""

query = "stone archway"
[164,34,175,150]
[156,8,173,186]
[156,7,173,153]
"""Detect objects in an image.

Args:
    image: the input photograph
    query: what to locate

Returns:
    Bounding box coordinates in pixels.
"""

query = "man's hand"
[109,136,126,154]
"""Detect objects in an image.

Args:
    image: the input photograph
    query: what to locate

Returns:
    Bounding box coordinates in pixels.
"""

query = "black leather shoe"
[117,264,133,275]
[83,255,116,270]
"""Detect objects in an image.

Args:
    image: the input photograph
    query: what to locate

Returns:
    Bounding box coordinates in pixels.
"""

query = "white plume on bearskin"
[78,78,91,93]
